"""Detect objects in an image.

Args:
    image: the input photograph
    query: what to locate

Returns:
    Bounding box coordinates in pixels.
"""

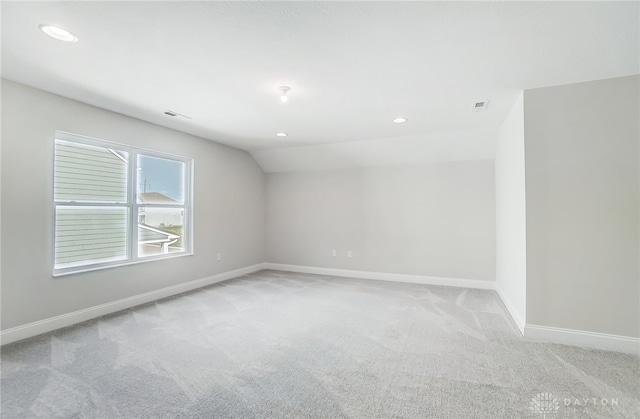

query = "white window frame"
[53,131,193,276]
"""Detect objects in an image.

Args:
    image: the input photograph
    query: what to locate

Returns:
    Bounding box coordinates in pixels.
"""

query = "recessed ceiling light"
[393,117,407,123]
[276,132,288,137]
[39,25,78,42]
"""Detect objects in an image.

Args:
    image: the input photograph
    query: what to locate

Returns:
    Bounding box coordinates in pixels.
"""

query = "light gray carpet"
[1,270,639,418]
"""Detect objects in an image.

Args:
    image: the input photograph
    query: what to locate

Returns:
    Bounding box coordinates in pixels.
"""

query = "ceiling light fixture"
[276,132,288,137]
[279,86,290,102]
[393,117,407,123]
[39,24,78,42]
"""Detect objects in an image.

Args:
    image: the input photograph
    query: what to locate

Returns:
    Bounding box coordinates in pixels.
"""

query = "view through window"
[137,154,187,258]
[53,132,192,275]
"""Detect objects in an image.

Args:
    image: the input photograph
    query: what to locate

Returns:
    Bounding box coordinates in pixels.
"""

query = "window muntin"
[53,132,192,276]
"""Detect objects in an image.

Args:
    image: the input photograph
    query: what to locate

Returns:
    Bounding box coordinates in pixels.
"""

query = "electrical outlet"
[217,253,222,261]
[332,249,337,257]
[347,250,352,258]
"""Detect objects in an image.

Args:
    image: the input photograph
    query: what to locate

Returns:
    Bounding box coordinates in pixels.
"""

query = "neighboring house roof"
[138,223,179,244]
[138,192,178,204]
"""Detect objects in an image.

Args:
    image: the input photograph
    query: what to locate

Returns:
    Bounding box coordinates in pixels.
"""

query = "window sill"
[52,252,194,277]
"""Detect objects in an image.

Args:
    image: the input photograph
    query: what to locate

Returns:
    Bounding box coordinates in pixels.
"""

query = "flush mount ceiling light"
[393,117,407,123]
[39,24,78,42]
[279,86,291,102]
[276,132,288,137]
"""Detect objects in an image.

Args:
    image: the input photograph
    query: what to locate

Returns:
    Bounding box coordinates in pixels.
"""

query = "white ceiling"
[2,1,638,172]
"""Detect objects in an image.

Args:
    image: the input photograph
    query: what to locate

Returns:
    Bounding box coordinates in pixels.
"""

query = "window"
[53,131,192,276]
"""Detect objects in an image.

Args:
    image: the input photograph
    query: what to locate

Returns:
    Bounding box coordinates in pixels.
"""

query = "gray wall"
[524,75,639,338]
[495,93,527,331]
[267,162,496,281]
[1,79,266,330]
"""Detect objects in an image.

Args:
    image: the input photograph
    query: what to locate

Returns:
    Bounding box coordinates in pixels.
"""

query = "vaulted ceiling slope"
[2,2,638,172]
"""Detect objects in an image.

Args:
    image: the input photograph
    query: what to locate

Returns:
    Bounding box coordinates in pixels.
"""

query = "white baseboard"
[524,324,640,356]
[266,264,640,355]
[7,262,635,356]
[263,262,495,290]
[494,284,526,335]
[0,263,266,346]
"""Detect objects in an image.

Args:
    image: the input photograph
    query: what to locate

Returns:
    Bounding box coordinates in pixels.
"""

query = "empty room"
[1,1,638,418]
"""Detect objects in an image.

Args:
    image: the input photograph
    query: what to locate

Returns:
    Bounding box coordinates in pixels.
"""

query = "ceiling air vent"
[472,100,489,112]
[163,110,192,119]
